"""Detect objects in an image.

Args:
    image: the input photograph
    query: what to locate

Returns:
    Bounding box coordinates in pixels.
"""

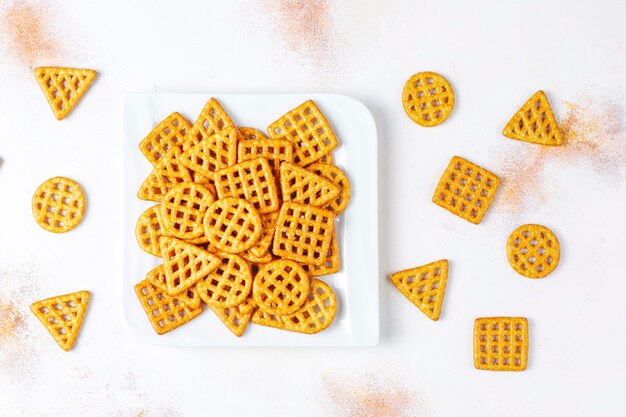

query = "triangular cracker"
[159,236,220,296]
[208,296,257,337]
[34,67,96,120]
[280,162,341,207]
[389,259,448,321]
[137,149,193,202]
[178,127,238,177]
[184,98,238,148]
[30,290,90,351]
[146,264,202,309]
[502,90,564,146]
[134,279,203,335]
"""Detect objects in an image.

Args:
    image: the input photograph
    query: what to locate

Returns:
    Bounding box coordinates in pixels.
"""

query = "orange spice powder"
[0,1,63,68]
[266,0,336,66]
[322,372,424,417]
[496,97,625,213]
[0,297,25,346]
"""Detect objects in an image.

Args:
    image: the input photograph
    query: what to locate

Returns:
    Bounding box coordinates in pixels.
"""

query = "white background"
[0,1,625,416]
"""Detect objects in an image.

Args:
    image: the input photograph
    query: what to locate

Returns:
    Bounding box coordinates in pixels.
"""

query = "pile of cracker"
[134,99,350,337]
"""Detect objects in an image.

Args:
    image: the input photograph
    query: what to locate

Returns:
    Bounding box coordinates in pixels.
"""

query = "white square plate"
[123,93,379,347]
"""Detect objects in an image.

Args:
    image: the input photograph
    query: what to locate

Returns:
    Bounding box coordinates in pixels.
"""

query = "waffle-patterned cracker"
[137,149,193,202]
[178,127,239,177]
[267,100,339,166]
[30,290,90,351]
[146,264,202,309]
[474,317,529,371]
[238,139,293,173]
[273,202,335,266]
[214,158,280,214]
[507,224,560,279]
[32,176,86,233]
[238,140,293,190]
[208,296,256,337]
[203,197,262,253]
[239,127,268,140]
[161,182,215,239]
[247,211,280,258]
[307,163,351,214]
[503,90,564,146]
[317,153,334,165]
[280,162,340,207]
[241,250,273,264]
[301,230,340,277]
[252,260,310,315]
[197,252,252,308]
[134,279,204,335]
[139,112,192,166]
[432,156,500,224]
[402,71,454,127]
[135,206,167,256]
[159,236,220,296]
[185,98,237,148]
[390,259,448,321]
[34,67,96,120]
[252,278,337,334]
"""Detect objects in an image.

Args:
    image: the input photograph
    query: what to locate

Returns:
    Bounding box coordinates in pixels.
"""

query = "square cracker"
[214,158,280,214]
[474,317,529,371]
[267,100,339,167]
[432,156,500,224]
[272,202,335,266]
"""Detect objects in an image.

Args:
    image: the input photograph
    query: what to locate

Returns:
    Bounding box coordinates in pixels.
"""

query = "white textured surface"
[0,0,624,416]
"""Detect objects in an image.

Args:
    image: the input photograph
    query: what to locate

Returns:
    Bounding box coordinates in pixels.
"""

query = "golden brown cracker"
[161,182,215,239]
[30,290,90,351]
[137,149,193,202]
[506,224,560,278]
[503,90,564,146]
[402,71,454,127]
[238,127,268,141]
[34,67,96,120]
[252,278,336,334]
[252,259,310,315]
[247,211,280,258]
[197,252,252,308]
[307,163,351,214]
[214,158,280,214]
[272,202,335,266]
[139,112,192,166]
[208,296,256,337]
[32,176,86,233]
[267,100,339,166]
[390,259,448,321]
[146,264,202,309]
[301,230,340,277]
[159,236,221,296]
[279,162,341,207]
[474,317,529,371]
[178,127,239,177]
[432,156,500,224]
[203,197,262,253]
[185,98,238,148]
[135,206,167,256]
[134,279,204,335]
